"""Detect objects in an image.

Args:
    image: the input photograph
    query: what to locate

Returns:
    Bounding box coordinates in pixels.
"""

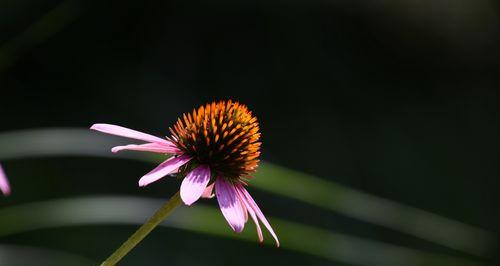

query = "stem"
[100,191,182,266]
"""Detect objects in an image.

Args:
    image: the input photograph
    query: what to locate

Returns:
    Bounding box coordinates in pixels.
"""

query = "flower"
[0,164,11,196]
[91,100,279,246]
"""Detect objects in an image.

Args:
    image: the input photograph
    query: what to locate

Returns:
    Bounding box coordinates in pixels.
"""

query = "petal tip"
[1,189,11,197]
[89,123,102,130]
[180,194,195,206]
[274,237,280,248]
[232,225,244,233]
[138,180,147,187]
[0,165,11,196]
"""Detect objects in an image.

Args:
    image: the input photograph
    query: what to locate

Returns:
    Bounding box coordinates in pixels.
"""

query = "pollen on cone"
[170,100,261,180]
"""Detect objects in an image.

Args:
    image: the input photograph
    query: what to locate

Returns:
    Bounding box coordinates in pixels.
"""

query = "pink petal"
[236,185,262,242]
[138,155,191,187]
[111,142,181,154]
[90,123,172,145]
[180,165,211,206]
[0,164,11,196]
[215,178,246,233]
[201,183,215,199]
[238,184,280,247]
[240,190,249,223]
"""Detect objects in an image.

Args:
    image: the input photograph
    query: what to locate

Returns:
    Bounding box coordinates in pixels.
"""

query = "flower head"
[0,164,11,196]
[91,100,279,246]
[170,101,260,181]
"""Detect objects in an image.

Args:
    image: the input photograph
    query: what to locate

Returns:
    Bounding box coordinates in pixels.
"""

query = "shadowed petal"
[236,185,262,241]
[138,155,191,187]
[215,178,246,233]
[111,143,180,154]
[238,184,279,247]
[201,183,215,199]
[180,165,211,205]
[90,123,172,145]
[0,164,11,196]
[238,188,249,223]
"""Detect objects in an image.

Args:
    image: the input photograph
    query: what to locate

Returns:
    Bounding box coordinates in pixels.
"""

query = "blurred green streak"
[0,0,82,72]
[0,244,94,266]
[254,164,494,257]
[0,196,486,266]
[0,128,494,257]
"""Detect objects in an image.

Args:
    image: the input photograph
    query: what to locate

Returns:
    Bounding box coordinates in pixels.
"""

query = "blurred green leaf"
[0,128,494,259]
[0,244,94,265]
[0,196,486,266]
[254,163,494,257]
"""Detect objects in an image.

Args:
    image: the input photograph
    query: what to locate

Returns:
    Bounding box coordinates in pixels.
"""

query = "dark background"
[1,0,499,265]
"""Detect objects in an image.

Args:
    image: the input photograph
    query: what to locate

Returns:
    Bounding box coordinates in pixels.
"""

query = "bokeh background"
[0,0,499,265]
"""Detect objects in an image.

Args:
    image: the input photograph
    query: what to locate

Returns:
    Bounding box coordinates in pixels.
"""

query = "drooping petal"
[111,142,181,154]
[235,185,262,242]
[238,184,280,247]
[90,123,173,145]
[0,164,11,196]
[180,165,211,206]
[239,189,249,223]
[201,183,215,199]
[215,178,246,233]
[138,155,191,187]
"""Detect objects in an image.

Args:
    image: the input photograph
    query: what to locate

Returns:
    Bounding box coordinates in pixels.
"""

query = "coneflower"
[91,100,278,246]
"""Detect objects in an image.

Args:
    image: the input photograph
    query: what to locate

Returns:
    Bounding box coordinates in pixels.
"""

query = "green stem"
[100,191,182,266]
